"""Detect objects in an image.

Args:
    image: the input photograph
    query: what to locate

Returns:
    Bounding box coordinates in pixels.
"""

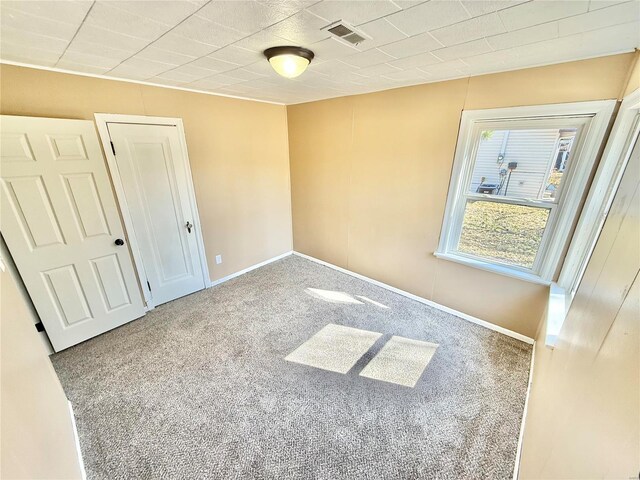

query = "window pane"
[457,200,550,269]
[469,128,578,201]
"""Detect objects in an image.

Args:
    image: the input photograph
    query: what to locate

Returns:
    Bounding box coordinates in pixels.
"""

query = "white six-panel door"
[106,123,206,306]
[0,116,146,351]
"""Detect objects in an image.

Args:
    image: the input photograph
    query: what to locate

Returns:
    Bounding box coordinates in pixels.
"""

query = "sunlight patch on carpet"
[360,336,438,387]
[305,288,364,304]
[285,323,381,374]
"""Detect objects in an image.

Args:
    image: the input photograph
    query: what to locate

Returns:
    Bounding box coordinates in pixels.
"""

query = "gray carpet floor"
[52,255,533,480]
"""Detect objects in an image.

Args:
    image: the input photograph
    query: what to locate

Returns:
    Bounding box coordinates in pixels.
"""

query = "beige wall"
[0,64,293,281]
[1,241,84,479]
[519,122,640,479]
[624,50,640,96]
[288,53,636,338]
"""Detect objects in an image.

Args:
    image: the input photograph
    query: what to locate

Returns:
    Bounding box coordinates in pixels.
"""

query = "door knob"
[114,238,125,246]
[186,221,193,233]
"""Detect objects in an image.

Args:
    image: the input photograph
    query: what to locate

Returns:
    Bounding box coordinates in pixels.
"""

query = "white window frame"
[544,89,640,347]
[435,101,615,285]
[558,90,640,296]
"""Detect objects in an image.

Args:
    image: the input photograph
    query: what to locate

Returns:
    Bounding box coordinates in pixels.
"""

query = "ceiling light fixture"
[264,46,315,79]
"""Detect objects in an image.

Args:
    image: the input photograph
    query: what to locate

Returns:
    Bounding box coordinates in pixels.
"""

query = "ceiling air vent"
[325,21,368,46]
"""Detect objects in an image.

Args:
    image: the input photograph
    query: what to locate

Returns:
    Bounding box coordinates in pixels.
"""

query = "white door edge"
[94,114,210,310]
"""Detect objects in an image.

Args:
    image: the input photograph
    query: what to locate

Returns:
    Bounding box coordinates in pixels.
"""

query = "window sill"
[433,251,552,286]
[545,283,570,348]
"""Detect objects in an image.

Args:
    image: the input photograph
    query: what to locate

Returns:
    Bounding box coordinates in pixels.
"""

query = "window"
[436,101,615,284]
[558,92,640,297]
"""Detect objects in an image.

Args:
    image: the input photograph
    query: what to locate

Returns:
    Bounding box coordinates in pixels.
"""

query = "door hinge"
[35,321,45,332]
[110,141,116,156]
[146,280,151,292]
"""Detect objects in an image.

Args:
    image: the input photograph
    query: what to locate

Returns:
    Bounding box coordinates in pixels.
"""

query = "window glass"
[468,128,578,201]
[457,200,551,269]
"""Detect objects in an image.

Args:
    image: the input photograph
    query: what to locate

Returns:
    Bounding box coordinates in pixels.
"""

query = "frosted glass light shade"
[268,54,310,78]
[264,46,315,79]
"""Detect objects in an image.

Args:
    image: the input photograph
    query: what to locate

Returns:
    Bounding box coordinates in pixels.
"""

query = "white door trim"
[94,114,210,310]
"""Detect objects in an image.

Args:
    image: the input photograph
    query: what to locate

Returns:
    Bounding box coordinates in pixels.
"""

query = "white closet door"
[107,123,206,306]
[0,115,146,351]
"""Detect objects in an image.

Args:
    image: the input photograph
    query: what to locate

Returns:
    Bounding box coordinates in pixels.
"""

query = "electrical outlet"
[215,255,222,265]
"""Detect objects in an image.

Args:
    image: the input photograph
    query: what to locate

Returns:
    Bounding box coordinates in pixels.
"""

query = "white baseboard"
[512,344,536,480]
[208,251,293,287]
[68,401,87,480]
[292,251,535,345]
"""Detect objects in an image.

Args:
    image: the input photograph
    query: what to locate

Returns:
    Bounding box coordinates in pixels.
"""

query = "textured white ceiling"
[1,0,639,104]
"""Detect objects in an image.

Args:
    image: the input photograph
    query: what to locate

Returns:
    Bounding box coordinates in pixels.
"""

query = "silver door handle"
[186,221,193,233]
